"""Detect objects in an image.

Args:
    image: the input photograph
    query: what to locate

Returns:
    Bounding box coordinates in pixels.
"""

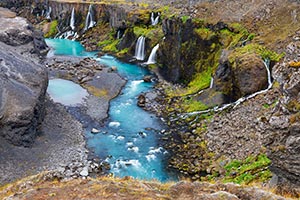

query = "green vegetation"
[44,20,58,38]
[195,27,216,40]
[263,100,278,109]
[97,31,120,53]
[133,26,164,46]
[183,99,209,112]
[207,154,272,185]
[181,15,190,23]
[229,43,284,62]
[188,70,212,93]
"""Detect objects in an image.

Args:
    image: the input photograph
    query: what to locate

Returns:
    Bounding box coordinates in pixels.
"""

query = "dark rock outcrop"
[0,9,48,146]
[158,18,220,83]
[117,28,136,51]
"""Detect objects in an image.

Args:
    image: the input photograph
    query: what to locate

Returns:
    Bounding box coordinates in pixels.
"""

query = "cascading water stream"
[151,12,155,25]
[134,36,145,61]
[178,59,273,118]
[84,5,96,31]
[70,7,75,31]
[46,6,51,20]
[117,30,121,39]
[209,77,214,89]
[151,12,160,26]
[145,44,159,65]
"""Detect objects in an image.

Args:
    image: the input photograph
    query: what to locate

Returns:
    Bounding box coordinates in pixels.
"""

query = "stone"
[137,94,146,107]
[79,167,89,177]
[143,75,152,82]
[91,128,100,134]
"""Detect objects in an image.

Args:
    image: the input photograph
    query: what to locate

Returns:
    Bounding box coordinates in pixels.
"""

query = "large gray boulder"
[0,8,48,146]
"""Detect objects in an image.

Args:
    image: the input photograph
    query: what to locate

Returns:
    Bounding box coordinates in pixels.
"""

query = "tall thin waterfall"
[117,30,121,39]
[151,12,155,25]
[209,77,214,88]
[134,36,145,61]
[151,12,160,26]
[145,44,159,64]
[84,5,96,31]
[46,6,51,20]
[70,7,75,30]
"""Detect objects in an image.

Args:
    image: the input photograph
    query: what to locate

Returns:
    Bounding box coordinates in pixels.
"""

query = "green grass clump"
[187,69,212,94]
[44,20,58,38]
[183,100,209,112]
[102,39,119,52]
[181,15,190,23]
[116,48,129,56]
[223,154,272,184]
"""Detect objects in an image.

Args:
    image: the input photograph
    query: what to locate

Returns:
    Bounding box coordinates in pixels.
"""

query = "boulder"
[213,52,268,101]
[137,94,146,107]
[143,75,152,82]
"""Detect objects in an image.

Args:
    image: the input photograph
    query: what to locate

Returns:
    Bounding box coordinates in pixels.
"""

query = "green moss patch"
[229,43,284,62]
[207,154,272,185]
[44,20,58,38]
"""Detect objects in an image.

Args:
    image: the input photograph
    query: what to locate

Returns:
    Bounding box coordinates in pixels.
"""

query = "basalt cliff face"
[0,8,48,147]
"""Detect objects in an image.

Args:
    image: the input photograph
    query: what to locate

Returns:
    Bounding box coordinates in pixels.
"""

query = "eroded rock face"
[0,10,48,146]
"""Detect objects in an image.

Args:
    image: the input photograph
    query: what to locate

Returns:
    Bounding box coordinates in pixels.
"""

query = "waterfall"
[145,44,159,64]
[70,7,75,30]
[209,77,214,88]
[84,5,96,31]
[151,12,160,26]
[134,36,145,61]
[117,30,121,39]
[46,6,51,20]
[151,12,155,25]
[177,59,273,118]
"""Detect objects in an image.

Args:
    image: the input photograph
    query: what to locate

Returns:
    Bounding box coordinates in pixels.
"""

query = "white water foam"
[116,135,125,140]
[128,146,139,153]
[146,154,157,162]
[148,147,163,154]
[109,121,121,128]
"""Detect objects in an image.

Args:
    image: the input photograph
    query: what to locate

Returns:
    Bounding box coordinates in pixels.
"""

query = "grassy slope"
[0,172,294,200]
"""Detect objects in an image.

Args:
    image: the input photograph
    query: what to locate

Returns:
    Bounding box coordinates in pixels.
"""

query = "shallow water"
[47,79,89,106]
[45,39,175,182]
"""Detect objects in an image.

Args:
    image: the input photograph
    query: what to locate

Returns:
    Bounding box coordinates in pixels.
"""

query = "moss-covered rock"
[213,51,268,101]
